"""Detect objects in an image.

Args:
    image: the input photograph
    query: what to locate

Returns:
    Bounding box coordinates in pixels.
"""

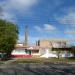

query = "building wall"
[31,50,40,55]
[39,48,46,55]
[52,42,66,48]
[11,49,32,58]
[39,40,52,48]
[36,40,70,58]
[37,40,67,48]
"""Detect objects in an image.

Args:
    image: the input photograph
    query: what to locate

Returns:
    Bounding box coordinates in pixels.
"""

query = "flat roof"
[39,39,69,42]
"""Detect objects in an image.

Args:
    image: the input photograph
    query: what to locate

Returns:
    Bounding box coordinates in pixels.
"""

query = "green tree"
[0,19,18,58]
[71,46,75,57]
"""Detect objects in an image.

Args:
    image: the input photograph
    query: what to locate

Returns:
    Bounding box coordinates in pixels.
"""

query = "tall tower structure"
[24,25,28,46]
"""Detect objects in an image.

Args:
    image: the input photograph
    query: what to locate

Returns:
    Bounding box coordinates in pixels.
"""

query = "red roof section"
[15,45,40,50]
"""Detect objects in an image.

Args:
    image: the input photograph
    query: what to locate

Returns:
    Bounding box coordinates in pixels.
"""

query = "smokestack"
[24,25,28,46]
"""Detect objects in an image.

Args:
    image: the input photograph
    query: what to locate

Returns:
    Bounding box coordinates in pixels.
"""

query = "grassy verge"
[0,61,4,65]
[11,58,75,64]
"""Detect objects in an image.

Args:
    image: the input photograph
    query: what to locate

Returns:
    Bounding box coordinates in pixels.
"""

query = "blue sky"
[0,0,75,45]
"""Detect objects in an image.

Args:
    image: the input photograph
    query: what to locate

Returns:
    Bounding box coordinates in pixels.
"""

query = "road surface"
[0,63,75,75]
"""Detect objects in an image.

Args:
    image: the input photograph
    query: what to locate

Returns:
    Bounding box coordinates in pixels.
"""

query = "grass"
[11,58,75,64]
[0,61,4,65]
[1,57,75,65]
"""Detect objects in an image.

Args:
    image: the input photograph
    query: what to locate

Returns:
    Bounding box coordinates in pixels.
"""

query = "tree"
[0,19,18,58]
[71,46,75,57]
[52,47,72,58]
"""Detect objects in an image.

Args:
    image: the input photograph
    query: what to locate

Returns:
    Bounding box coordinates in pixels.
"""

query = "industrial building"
[11,39,72,58]
[11,26,72,58]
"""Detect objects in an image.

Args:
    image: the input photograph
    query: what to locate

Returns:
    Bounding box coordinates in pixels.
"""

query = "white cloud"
[34,26,42,31]
[44,24,56,31]
[64,29,75,34]
[0,12,17,23]
[64,27,75,35]
[60,12,75,25]
[55,7,75,35]
[0,0,38,22]
[55,7,75,25]
[3,0,38,12]
[34,24,56,32]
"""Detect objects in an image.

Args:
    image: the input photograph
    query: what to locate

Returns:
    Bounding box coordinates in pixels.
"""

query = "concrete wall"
[38,40,67,48]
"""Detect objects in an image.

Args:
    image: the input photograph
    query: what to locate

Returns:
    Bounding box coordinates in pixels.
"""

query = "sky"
[0,0,75,45]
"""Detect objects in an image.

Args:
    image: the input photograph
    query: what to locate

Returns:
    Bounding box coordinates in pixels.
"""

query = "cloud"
[0,12,17,23]
[64,29,75,34]
[44,24,56,31]
[34,26,42,31]
[55,7,75,25]
[0,0,38,22]
[34,24,56,32]
[59,12,75,25]
[55,7,75,40]
[5,0,38,11]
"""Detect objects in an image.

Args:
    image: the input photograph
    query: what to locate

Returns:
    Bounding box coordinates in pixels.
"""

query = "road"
[0,63,75,75]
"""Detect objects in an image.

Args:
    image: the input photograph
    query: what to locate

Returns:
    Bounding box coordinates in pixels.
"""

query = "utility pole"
[24,25,28,47]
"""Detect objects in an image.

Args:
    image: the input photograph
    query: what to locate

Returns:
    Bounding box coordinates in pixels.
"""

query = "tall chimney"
[24,25,28,46]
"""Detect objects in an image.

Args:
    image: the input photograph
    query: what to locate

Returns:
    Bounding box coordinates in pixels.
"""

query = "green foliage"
[0,19,18,57]
[71,46,75,56]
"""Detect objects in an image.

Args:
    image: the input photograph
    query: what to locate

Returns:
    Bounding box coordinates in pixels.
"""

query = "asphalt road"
[0,63,75,75]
